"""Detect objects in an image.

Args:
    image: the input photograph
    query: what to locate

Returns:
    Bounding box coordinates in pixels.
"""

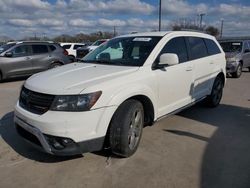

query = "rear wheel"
[68,55,75,62]
[205,76,224,107]
[248,67,250,72]
[49,62,62,69]
[109,99,144,157]
[232,63,242,78]
[0,72,2,82]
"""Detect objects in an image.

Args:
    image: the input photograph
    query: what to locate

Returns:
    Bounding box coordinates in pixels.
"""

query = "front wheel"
[205,76,224,107]
[232,63,242,78]
[109,99,144,157]
[49,62,62,69]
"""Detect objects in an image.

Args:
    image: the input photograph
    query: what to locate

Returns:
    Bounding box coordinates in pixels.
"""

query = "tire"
[232,63,242,78]
[0,72,2,83]
[109,99,144,157]
[248,67,250,72]
[49,62,62,69]
[68,55,75,62]
[205,76,224,108]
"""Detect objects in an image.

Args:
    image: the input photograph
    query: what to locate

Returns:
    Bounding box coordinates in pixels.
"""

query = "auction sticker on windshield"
[133,38,152,42]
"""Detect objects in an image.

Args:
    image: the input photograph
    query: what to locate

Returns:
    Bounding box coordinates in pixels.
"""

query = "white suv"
[61,43,85,59]
[14,31,226,157]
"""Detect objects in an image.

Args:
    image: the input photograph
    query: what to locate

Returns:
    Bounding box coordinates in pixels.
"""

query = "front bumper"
[226,62,238,73]
[14,101,117,156]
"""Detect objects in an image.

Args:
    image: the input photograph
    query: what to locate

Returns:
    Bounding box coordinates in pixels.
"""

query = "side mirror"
[159,53,179,67]
[244,49,250,53]
[5,51,13,57]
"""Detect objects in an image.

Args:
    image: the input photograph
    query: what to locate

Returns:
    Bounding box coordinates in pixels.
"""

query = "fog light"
[61,138,73,145]
[52,139,65,150]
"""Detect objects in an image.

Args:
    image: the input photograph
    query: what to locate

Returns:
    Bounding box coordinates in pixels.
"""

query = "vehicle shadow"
[0,76,29,83]
[0,112,82,163]
[168,104,250,188]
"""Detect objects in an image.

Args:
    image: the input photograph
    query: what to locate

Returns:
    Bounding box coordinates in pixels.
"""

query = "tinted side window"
[62,45,71,49]
[49,45,56,51]
[73,45,84,50]
[204,39,221,55]
[160,37,188,63]
[32,45,49,54]
[12,45,31,57]
[187,37,208,60]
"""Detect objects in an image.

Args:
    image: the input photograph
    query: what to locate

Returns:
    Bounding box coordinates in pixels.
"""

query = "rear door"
[31,44,51,73]
[154,37,193,116]
[185,37,214,100]
[3,44,33,77]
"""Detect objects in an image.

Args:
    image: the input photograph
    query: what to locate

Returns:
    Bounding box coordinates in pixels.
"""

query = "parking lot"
[0,72,249,188]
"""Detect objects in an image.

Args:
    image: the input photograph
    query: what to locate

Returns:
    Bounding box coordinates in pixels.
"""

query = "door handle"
[210,61,214,64]
[26,57,31,60]
[186,66,193,71]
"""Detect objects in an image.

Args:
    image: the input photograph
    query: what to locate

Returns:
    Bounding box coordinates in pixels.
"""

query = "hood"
[225,51,240,59]
[25,63,139,95]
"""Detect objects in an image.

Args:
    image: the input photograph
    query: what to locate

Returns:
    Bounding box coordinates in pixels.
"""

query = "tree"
[205,26,220,37]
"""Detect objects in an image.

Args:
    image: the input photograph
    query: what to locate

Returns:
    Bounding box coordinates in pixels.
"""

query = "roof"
[118,31,215,39]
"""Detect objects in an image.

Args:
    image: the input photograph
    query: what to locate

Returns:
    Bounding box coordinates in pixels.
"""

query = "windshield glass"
[82,36,162,67]
[220,41,242,53]
[92,40,106,46]
[0,43,16,53]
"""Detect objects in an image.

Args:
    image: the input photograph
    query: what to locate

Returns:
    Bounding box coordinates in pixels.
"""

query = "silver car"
[219,40,250,78]
[0,41,71,82]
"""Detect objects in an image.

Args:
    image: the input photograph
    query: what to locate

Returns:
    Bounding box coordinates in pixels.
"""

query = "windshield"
[92,40,106,46]
[220,41,242,53]
[0,43,16,53]
[82,36,162,67]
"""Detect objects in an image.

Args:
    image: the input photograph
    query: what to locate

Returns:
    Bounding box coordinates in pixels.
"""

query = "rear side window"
[49,45,56,51]
[204,39,221,55]
[32,45,49,54]
[62,45,71,49]
[73,45,84,50]
[187,37,208,60]
[160,37,188,63]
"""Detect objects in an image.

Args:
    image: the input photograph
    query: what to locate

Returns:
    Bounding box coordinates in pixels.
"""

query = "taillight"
[63,49,68,56]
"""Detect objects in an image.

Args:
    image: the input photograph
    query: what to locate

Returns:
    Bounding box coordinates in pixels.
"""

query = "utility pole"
[159,0,162,31]
[113,26,116,37]
[199,13,205,29]
[220,19,224,38]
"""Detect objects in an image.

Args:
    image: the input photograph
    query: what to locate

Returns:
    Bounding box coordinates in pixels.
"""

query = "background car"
[76,39,108,59]
[219,39,250,78]
[0,41,71,81]
[60,43,86,61]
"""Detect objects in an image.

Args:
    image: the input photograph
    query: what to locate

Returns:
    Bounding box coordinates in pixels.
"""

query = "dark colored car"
[76,39,108,59]
[0,41,71,82]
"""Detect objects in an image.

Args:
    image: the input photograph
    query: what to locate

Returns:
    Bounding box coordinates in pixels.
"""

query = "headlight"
[226,57,237,63]
[50,91,102,111]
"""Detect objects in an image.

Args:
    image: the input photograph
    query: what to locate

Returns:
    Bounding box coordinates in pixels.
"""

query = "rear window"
[32,45,49,54]
[62,45,71,49]
[49,45,56,51]
[204,39,221,55]
[187,37,208,60]
[73,45,84,50]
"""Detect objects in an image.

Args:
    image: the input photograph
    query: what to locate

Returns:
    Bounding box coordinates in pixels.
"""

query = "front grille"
[19,87,55,115]
[16,124,42,147]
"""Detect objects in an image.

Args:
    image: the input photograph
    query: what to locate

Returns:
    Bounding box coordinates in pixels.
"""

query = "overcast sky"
[0,0,250,39]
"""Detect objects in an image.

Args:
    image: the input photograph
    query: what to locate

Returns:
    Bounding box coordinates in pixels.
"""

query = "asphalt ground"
[0,72,249,188]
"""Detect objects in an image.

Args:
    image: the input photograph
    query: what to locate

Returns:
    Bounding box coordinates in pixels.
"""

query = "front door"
[4,44,33,77]
[154,37,193,117]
